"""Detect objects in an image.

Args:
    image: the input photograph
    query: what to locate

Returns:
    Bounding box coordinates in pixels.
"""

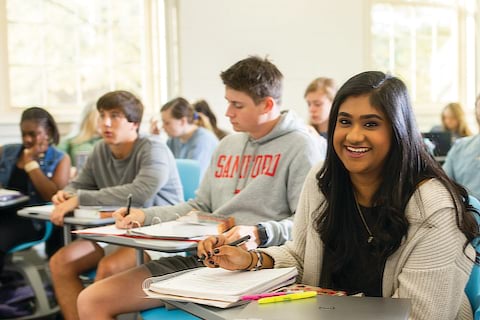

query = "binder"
[142,267,298,308]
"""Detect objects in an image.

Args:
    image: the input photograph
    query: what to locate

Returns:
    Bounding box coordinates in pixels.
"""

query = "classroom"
[1,1,480,319]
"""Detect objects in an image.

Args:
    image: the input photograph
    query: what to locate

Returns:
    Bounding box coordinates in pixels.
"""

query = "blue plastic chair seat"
[465,196,480,320]
[141,306,200,319]
[8,221,53,254]
[175,159,201,201]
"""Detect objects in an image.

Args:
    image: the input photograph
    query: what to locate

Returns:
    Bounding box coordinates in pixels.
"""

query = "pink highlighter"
[241,292,288,301]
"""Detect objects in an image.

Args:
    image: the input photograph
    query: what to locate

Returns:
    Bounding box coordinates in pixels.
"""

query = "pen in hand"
[226,235,251,247]
[125,194,132,217]
[198,235,251,262]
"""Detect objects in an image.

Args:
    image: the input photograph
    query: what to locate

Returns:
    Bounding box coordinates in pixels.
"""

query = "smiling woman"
[197,71,480,319]
[333,95,391,188]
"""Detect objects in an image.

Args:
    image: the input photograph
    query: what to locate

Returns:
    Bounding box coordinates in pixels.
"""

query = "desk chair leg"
[4,256,59,319]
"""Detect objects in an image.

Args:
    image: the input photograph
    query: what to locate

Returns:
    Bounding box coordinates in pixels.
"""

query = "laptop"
[235,295,411,320]
[422,132,452,157]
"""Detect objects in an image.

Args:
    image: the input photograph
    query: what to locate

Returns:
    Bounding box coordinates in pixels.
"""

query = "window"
[369,0,476,129]
[0,0,178,121]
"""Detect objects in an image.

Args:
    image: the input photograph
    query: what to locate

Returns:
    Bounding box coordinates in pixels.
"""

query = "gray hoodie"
[143,110,324,246]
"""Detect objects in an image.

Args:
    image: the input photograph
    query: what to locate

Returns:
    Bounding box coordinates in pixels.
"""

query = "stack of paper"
[0,188,23,201]
[143,267,298,308]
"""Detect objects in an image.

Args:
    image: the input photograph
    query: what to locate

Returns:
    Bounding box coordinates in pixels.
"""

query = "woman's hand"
[197,235,253,271]
[23,133,49,161]
[223,225,260,250]
[113,207,146,229]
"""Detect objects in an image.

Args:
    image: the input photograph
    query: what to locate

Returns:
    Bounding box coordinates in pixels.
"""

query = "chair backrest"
[465,195,480,320]
[7,221,53,253]
[175,159,201,201]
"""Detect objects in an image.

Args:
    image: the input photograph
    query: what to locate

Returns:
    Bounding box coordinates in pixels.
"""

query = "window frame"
[366,0,477,131]
[0,0,179,127]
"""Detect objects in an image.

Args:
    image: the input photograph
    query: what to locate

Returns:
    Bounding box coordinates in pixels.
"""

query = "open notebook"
[73,220,221,241]
[142,267,298,308]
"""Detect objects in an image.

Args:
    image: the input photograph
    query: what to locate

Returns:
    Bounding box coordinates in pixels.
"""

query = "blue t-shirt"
[167,127,218,177]
[443,134,480,200]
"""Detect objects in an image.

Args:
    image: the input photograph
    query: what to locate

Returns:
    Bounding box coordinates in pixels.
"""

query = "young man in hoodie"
[77,56,325,319]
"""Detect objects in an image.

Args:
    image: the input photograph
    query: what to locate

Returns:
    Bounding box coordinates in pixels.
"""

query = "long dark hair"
[315,71,477,270]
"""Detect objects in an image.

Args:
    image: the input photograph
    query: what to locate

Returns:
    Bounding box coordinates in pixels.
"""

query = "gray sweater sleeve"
[259,139,323,247]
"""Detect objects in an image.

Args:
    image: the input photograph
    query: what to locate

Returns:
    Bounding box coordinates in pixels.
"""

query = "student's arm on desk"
[50,194,79,226]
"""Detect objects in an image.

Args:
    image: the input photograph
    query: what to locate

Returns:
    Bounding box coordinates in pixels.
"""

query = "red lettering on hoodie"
[251,155,263,178]
[264,154,281,176]
[240,155,251,178]
[222,156,232,177]
[214,155,226,177]
[215,154,281,179]
[230,156,240,178]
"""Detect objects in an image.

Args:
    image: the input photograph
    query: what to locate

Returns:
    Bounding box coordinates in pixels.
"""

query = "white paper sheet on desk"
[72,224,126,235]
[128,220,219,240]
[72,220,219,240]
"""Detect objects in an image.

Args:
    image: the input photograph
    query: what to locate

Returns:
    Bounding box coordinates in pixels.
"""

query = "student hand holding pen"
[197,234,253,271]
[112,207,146,229]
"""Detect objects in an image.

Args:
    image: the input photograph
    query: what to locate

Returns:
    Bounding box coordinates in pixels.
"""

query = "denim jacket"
[0,144,65,204]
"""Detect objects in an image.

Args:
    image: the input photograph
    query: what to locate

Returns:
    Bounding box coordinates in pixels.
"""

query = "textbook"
[142,267,298,308]
[73,206,119,219]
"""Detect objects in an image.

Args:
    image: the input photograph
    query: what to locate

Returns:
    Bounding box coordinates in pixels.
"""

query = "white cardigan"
[262,162,475,320]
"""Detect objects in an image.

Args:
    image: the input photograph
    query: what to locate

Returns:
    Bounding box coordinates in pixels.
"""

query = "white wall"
[177,0,366,130]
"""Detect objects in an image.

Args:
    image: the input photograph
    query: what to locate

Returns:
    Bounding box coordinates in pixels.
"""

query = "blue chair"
[176,159,201,201]
[4,221,59,319]
[140,160,202,319]
[465,195,480,320]
[141,305,200,320]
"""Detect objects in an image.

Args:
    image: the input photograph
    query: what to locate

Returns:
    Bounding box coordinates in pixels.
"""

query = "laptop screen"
[237,295,411,320]
[422,132,452,157]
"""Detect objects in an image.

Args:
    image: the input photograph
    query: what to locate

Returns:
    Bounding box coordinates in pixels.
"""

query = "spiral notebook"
[143,267,298,308]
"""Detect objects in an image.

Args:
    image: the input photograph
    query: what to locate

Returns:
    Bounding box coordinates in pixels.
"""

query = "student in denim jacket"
[0,107,70,272]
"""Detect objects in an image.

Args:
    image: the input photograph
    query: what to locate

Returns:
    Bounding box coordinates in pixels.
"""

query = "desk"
[0,195,29,207]
[77,234,198,264]
[166,295,411,320]
[17,205,115,244]
[165,300,244,320]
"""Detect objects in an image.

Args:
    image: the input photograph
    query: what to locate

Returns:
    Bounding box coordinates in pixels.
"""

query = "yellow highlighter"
[258,291,317,304]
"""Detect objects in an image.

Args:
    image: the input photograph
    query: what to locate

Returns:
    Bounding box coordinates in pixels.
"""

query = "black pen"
[125,194,132,216]
[198,235,251,262]
[227,235,251,247]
